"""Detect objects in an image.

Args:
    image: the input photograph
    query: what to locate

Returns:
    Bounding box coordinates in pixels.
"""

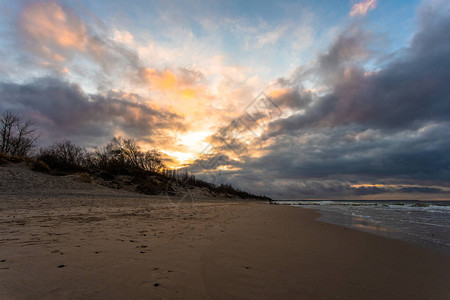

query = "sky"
[1,0,449,200]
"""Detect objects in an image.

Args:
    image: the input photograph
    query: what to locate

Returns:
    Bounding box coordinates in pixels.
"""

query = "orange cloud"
[350,0,377,17]
[268,88,289,99]
[140,67,215,127]
[19,1,109,69]
[140,67,208,103]
[142,68,178,91]
[21,1,88,57]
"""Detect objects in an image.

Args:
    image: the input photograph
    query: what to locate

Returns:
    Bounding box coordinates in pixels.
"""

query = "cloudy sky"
[1,0,449,200]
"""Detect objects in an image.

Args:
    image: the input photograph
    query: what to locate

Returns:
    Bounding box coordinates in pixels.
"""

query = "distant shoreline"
[270,199,450,202]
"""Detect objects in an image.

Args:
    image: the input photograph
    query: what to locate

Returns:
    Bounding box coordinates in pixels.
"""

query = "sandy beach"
[1,165,450,299]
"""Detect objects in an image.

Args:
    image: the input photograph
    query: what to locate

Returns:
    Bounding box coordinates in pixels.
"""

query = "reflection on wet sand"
[352,217,391,233]
[335,215,396,235]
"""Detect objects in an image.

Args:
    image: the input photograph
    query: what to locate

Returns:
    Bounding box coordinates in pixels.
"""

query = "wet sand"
[201,205,450,300]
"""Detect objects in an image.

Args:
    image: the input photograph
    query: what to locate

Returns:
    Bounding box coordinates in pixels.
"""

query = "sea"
[272,200,450,255]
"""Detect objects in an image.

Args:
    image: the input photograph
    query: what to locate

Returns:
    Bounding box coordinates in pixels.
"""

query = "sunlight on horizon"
[2,0,449,200]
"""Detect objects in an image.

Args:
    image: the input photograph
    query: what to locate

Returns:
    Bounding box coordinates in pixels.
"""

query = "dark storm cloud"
[203,165,450,199]
[268,6,450,135]
[234,121,450,198]
[261,124,450,181]
[316,25,371,77]
[273,88,313,110]
[0,77,186,146]
[399,186,443,194]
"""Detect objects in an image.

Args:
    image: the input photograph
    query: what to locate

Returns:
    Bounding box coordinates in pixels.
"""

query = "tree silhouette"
[0,111,38,157]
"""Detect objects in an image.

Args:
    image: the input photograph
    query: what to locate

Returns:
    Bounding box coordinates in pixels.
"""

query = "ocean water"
[273,200,450,254]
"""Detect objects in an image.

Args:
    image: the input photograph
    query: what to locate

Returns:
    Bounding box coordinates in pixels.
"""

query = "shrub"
[88,137,166,175]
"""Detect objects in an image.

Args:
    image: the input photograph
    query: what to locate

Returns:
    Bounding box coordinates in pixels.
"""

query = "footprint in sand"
[140,281,159,288]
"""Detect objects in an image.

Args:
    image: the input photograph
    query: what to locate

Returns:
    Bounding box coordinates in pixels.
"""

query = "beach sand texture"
[1,164,449,299]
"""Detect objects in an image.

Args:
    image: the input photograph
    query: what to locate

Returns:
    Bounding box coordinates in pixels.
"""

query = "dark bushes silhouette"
[88,137,165,175]
[37,140,87,172]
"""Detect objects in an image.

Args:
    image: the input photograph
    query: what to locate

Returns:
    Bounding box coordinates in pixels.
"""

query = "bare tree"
[141,149,165,173]
[119,137,142,168]
[118,138,166,172]
[0,111,38,157]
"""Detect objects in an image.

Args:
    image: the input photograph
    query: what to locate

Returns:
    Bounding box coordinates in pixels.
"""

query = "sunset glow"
[1,0,450,200]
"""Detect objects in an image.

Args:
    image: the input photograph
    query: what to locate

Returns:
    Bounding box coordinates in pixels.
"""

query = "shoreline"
[1,199,449,299]
[272,201,450,256]
[314,207,450,256]
[201,204,450,300]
